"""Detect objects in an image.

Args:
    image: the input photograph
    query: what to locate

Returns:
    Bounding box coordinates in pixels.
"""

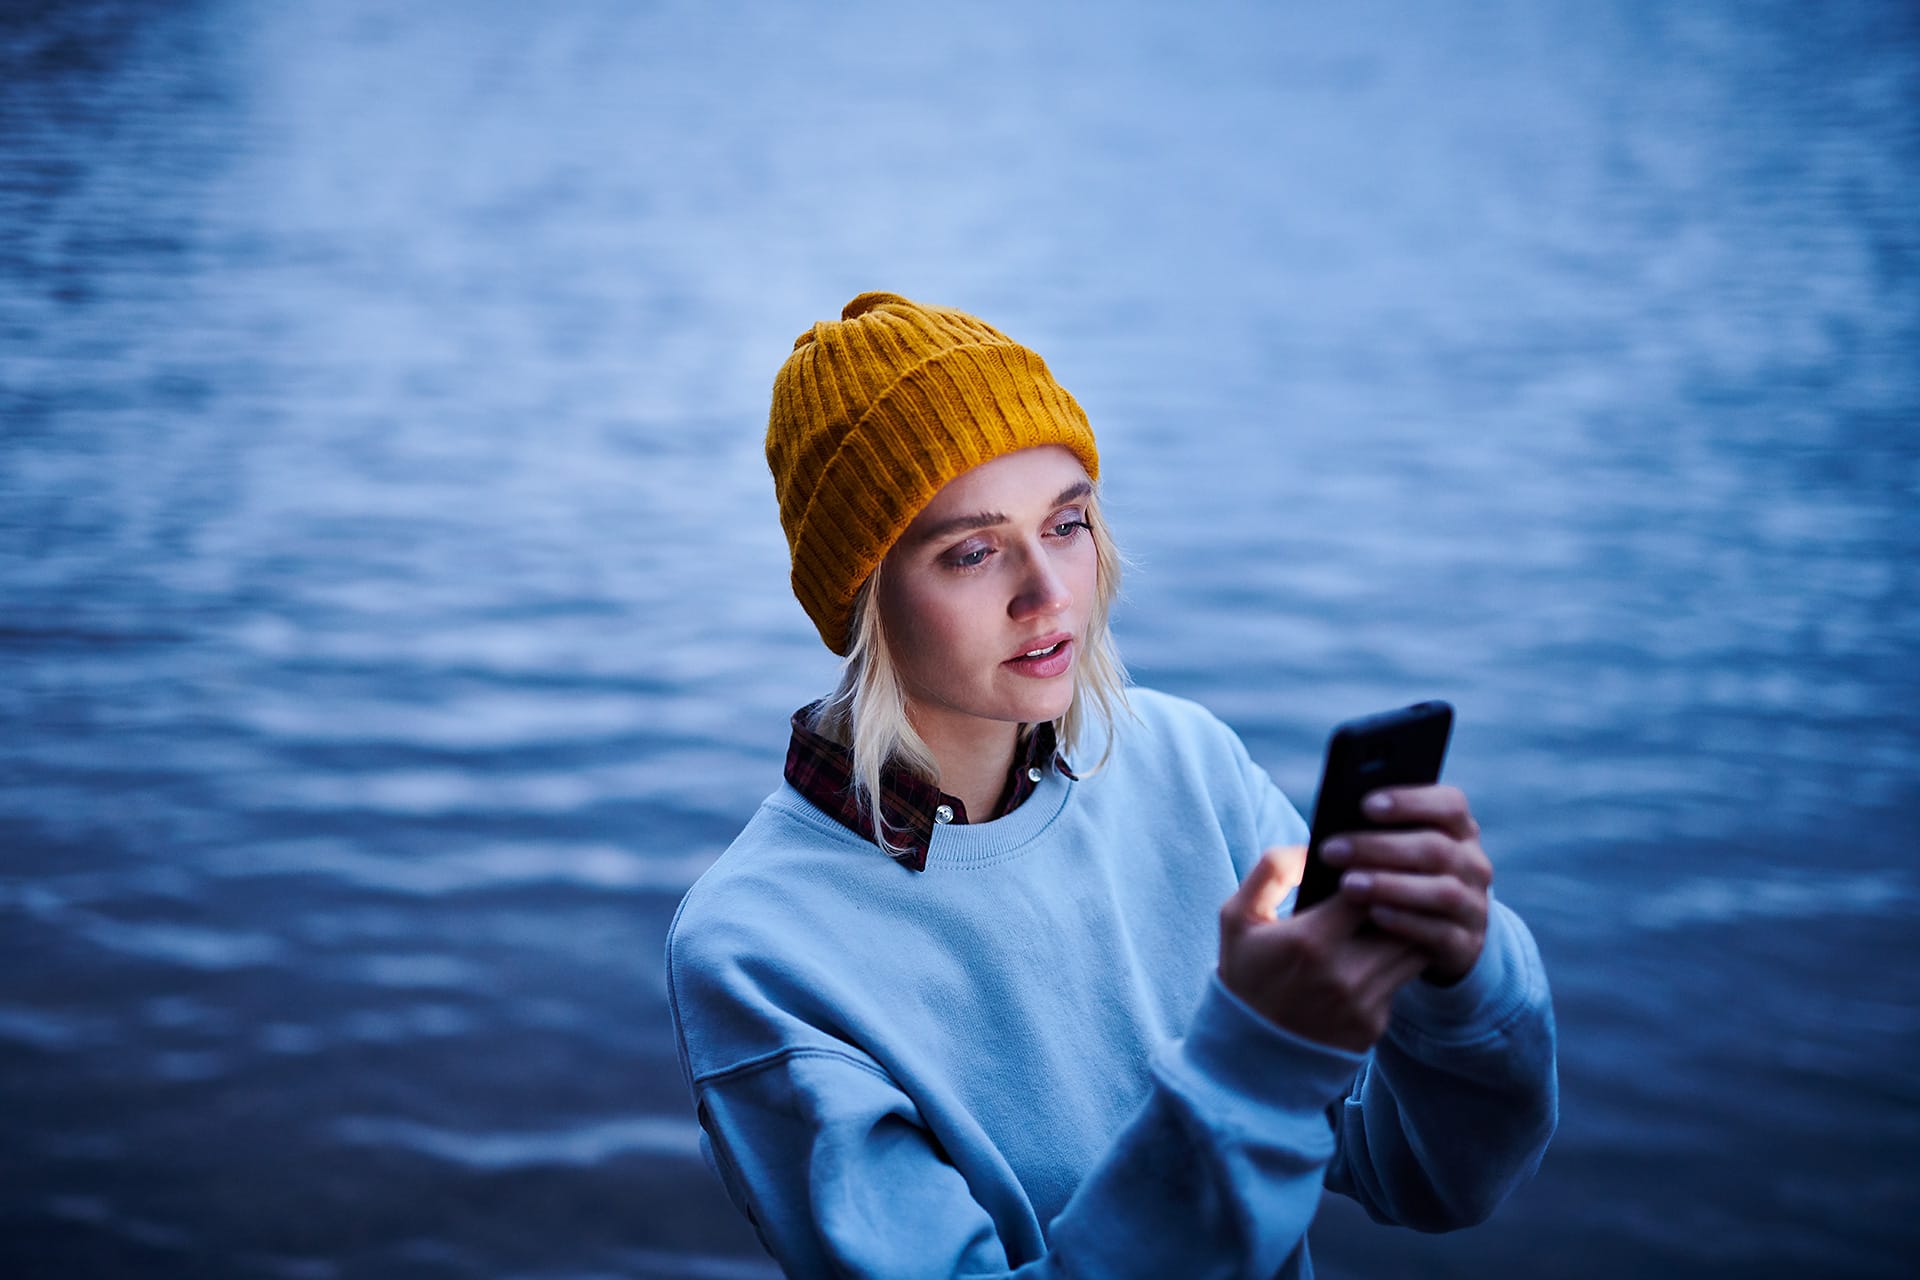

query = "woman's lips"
[1004,635,1074,679]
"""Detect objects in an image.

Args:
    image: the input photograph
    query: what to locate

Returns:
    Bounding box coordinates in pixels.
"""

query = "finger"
[1352,946,1430,1014]
[1351,930,1425,980]
[1227,845,1307,925]
[1269,843,1308,889]
[1320,829,1479,881]
[1362,784,1479,840]
[1292,882,1378,941]
[1365,902,1481,970]
[1340,868,1487,930]
[1374,948,1432,997]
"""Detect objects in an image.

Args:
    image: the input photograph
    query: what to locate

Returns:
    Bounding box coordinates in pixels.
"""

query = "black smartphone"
[1293,700,1455,914]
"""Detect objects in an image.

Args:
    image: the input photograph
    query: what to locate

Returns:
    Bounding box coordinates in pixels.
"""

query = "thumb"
[1229,845,1307,924]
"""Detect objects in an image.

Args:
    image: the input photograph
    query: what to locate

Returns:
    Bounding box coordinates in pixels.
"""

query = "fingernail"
[1321,837,1351,864]
[1343,870,1373,894]
[1363,791,1392,816]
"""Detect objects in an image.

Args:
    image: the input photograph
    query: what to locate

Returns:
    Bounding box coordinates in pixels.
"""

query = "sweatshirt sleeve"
[690,974,1367,1279]
[1323,896,1560,1230]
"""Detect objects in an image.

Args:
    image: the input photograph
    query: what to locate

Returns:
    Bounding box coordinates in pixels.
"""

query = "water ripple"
[75,912,285,971]
[331,1114,701,1170]
[1631,870,1916,931]
[0,1004,105,1051]
[207,837,719,896]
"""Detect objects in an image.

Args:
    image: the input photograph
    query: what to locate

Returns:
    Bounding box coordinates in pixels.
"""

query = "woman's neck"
[917,715,1022,820]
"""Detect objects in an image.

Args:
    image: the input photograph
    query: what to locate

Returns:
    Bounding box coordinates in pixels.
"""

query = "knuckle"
[1366,834,1410,869]
[1363,836,1397,867]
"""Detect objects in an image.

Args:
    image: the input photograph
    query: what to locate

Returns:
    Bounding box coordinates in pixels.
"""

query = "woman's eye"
[1050,518,1093,539]
[947,546,993,569]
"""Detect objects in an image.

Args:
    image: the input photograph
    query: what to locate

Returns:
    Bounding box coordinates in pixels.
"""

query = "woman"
[667,292,1557,1278]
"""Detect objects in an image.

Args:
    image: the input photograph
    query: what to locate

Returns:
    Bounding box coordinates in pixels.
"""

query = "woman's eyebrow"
[909,509,1009,544]
[1051,480,1093,507]
[909,481,1093,546]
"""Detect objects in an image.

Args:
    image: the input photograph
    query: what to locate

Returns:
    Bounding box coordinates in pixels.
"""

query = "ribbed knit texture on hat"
[768,292,1101,654]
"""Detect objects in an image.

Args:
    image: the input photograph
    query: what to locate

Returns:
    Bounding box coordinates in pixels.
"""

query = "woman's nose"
[1010,549,1072,620]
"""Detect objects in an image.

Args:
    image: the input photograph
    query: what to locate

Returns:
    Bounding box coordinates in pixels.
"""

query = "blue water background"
[3,1,1917,1276]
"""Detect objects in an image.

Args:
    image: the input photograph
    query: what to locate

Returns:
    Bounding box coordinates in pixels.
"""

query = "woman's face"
[877,445,1098,749]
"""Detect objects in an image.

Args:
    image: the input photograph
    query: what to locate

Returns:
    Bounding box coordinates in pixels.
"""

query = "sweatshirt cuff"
[1389,897,1534,1042]
[1168,972,1365,1116]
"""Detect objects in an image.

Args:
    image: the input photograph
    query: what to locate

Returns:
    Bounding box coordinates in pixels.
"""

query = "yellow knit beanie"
[768,291,1101,654]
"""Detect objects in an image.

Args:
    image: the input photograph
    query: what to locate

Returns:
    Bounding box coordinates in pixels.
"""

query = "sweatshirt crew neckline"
[770,766,1075,872]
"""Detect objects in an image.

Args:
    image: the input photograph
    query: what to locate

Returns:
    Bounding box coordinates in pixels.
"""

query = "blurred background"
[3,0,1916,1276]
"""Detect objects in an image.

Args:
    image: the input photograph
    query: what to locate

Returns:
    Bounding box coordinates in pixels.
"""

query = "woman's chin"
[1010,684,1076,726]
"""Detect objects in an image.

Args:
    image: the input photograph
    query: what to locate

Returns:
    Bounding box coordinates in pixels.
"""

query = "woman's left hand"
[1317,784,1492,986]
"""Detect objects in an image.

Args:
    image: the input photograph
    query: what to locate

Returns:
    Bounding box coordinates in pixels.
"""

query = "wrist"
[1421,944,1483,988]
[1391,899,1532,1040]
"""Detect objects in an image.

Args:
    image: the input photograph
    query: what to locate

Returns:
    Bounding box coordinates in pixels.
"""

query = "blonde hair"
[809,495,1133,853]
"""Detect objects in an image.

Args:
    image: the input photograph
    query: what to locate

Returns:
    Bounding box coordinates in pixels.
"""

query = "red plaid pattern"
[784,703,1076,872]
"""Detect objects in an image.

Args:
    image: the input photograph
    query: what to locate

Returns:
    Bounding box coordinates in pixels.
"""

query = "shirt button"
[933,804,954,824]
[1027,767,1043,783]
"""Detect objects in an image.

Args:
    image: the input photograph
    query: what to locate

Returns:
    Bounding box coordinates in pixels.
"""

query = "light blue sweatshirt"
[667,688,1557,1278]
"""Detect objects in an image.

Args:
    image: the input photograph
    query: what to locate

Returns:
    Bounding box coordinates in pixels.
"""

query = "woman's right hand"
[1217,845,1430,1053]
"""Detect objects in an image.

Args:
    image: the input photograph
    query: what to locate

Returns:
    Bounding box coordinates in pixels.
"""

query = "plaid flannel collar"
[783,702,1077,872]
